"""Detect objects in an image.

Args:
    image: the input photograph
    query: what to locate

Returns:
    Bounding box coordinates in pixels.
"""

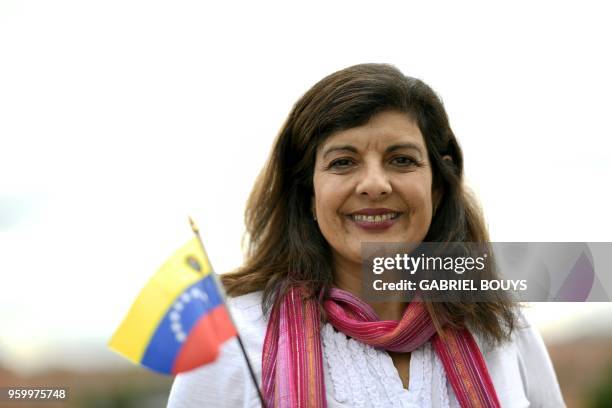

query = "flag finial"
[188,216,199,234]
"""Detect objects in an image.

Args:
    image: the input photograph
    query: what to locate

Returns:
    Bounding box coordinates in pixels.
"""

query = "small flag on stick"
[108,237,237,374]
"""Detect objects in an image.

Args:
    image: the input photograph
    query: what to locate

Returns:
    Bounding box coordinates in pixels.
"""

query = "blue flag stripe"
[141,274,223,373]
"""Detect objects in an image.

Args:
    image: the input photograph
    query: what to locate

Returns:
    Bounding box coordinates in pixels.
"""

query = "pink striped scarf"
[262,287,501,408]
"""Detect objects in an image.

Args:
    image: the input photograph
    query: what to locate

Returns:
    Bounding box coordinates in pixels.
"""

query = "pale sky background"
[1,1,611,374]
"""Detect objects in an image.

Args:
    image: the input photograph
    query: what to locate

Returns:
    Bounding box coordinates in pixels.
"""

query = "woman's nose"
[355,164,392,199]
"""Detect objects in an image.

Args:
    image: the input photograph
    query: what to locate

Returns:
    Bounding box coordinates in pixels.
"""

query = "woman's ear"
[432,188,443,215]
[432,155,453,215]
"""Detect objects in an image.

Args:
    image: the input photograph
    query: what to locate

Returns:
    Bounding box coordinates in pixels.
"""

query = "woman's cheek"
[318,180,350,217]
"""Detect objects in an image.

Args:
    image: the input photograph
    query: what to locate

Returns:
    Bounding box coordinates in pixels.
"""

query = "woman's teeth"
[351,213,398,222]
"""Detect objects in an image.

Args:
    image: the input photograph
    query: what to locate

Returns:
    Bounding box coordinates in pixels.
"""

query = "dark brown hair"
[222,63,516,343]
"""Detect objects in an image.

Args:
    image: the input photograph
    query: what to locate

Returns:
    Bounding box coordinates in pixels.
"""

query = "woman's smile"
[346,208,403,231]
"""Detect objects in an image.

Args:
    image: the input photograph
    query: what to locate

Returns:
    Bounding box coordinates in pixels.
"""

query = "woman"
[167,64,565,407]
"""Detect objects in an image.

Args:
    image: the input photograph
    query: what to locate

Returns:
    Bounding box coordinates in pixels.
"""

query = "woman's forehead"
[317,111,426,156]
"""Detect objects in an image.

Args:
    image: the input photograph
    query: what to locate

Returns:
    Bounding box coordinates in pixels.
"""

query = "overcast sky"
[1,0,610,373]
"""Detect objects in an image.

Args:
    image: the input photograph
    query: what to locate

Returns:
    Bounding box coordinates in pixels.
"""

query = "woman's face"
[313,110,436,266]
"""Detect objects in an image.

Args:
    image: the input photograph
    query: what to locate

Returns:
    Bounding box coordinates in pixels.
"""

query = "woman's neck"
[332,255,407,322]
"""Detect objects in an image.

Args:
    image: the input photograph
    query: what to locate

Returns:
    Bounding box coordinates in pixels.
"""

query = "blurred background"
[1,1,611,407]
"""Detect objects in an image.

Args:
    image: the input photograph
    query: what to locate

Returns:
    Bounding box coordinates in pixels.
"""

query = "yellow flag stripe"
[108,238,211,362]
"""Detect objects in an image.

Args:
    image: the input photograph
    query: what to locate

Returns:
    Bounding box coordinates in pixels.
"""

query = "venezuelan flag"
[109,238,237,374]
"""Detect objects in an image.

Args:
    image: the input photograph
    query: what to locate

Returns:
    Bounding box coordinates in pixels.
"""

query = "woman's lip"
[346,213,401,231]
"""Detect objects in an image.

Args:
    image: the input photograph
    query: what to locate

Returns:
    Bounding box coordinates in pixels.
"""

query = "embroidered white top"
[166,291,566,408]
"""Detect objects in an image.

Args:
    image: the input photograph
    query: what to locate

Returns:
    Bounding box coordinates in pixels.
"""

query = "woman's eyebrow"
[322,145,358,159]
[322,142,424,159]
[386,143,423,156]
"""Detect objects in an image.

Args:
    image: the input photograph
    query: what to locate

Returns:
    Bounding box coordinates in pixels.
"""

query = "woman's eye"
[390,156,416,166]
[329,158,354,169]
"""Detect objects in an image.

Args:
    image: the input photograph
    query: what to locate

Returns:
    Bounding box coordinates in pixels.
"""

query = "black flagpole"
[189,217,266,408]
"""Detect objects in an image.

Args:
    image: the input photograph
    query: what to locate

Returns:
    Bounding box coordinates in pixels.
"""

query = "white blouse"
[167,291,566,407]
